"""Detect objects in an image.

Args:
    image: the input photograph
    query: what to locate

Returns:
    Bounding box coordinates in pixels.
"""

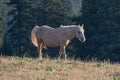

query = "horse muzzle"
[79,38,86,43]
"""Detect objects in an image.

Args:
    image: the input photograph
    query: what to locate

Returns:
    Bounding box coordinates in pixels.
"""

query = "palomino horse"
[31,25,86,60]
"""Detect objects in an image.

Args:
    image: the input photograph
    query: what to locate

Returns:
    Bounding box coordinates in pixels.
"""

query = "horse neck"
[66,27,75,40]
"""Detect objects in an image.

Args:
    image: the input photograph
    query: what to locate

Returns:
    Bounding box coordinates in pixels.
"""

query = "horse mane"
[60,25,77,28]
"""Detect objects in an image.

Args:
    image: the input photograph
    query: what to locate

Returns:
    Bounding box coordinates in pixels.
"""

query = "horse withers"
[31,25,86,60]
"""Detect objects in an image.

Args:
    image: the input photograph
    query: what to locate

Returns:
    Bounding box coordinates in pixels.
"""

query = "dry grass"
[0,56,120,80]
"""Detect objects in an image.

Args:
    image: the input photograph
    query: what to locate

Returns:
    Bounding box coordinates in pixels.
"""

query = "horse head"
[75,24,86,43]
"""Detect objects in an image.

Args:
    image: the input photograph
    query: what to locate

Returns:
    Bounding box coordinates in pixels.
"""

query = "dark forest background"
[0,0,120,62]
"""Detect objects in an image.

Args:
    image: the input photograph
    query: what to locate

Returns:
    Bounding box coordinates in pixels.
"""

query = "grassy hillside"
[0,57,120,80]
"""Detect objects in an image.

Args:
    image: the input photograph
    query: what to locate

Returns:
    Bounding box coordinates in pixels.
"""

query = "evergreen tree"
[4,0,34,56]
[76,0,120,61]
[4,0,72,57]
[31,0,72,57]
[31,0,71,27]
[0,0,3,49]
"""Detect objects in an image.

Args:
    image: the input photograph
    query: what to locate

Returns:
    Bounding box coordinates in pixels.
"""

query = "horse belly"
[43,33,60,47]
[46,42,59,47]
[44,39,59,47]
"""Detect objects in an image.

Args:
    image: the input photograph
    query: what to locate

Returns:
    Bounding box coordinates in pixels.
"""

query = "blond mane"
[60,25,78,28]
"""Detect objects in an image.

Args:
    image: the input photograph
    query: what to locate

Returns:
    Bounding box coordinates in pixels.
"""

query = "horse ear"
[61,25,63,27]
[81,24,84,28]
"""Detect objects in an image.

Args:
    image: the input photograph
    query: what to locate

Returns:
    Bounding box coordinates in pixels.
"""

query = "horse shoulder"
[57,29,70,46]
[57,28,66,39]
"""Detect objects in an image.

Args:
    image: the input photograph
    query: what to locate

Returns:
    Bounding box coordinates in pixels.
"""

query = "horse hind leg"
[63,46,67,60]
[38,43,44,59]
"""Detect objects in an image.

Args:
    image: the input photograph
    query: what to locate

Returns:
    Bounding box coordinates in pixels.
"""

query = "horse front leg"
[63,46,67,60]
[59,46,67,60]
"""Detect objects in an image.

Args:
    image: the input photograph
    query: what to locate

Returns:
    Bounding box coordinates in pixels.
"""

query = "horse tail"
[31,25,39,47]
